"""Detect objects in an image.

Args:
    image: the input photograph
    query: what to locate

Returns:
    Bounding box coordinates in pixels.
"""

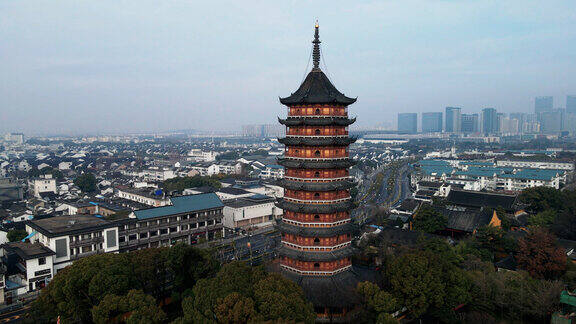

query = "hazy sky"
[2,0,576,135]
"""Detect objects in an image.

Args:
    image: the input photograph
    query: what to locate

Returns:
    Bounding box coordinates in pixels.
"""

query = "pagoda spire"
[312,21,321,71]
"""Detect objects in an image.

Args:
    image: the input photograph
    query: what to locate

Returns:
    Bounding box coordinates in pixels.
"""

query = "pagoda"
[276,23,360,319]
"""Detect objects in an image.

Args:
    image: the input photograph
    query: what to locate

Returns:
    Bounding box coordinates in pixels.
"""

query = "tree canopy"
[178,262,315,323]
[516,228,567,280]
[31,244,218,323]
[74,173,97,192]
[412,204,447,234]
[162,176,221,193]
[7,229,28,242]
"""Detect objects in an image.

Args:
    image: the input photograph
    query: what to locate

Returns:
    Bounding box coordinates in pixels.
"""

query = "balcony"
[69,236,104,248]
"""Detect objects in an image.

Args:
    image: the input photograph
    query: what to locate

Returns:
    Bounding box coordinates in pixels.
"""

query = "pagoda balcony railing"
[282,218,350,227]
[278,116,357,126]
[281,240,351,251]
[285,135,349,138]
[281,156,349,161]
[283,197,350,204]
[288,113,347,118]
[284,176,350,182]
[280,264,352,276]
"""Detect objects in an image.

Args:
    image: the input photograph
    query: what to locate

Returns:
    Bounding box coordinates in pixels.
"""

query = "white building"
[117,187,170,207]
[222,195,282,230]
[496,159,574,171]
[190,161,243,177]
[259,165,285,180]
[0,242,55,299]
[140,168,176,182]
[58,162,73,170]
[26,215,120,272]
[187,149,217,162]
[28,174,57,198]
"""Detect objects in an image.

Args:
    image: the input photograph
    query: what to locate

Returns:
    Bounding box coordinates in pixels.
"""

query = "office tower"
[445,107,462,133]
[421,112,442,133]
[535,96,553,114]
[567,96,576,114]
[461,114,479,133]
[482,108,498,134]
[540,110,563,133]
[277,23,358,318]
[524,114,540,133]
[499,115,519,134]
[509,113,526,134]
[397,113,417,133]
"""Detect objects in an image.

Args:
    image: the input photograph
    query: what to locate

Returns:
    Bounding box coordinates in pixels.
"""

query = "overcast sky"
[1,0,576,135]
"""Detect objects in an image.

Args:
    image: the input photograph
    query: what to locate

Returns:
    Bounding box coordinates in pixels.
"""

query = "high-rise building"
[421,112,442,133]
[482,108,498,134]
[535,96,553,114]
[523,114,540,133]
[277,23,358,318]
[445,107,462,133]
[397,113,417,134]
[567,95,576,114]
[509,113,526,134]
[461,114,479,133]
[540,110,563,133]
[499,114,520,134]
[242,124,285,137]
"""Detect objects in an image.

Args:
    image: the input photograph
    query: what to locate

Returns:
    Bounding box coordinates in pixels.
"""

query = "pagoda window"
[314,214,320,219]
[314,193,320,198]
[314,171,320,177]
[314,263,320,268]
[314,150,321,157]
[315,108,320,115]
[315,129,321,135]
[313,237,320,245]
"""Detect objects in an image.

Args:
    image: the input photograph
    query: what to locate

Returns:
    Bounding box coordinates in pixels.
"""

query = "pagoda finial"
[312,20,321,71]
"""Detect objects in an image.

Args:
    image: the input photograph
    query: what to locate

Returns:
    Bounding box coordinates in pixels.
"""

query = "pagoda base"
[279,265,381,322]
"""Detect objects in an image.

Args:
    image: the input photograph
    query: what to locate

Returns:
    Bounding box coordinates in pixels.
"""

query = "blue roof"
[501,169,559,181]
[418,159,451,167]
[461,161,495,167]
[266,164,284,169]
[421,165,453,176]
[134,193,224,220]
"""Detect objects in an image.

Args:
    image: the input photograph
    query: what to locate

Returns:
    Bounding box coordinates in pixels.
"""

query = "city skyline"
[2,1,576,135]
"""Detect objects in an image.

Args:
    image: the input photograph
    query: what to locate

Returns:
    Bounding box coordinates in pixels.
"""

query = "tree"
[165,243,219,293]
[516,228,566,279]
[216,151,240,161]
[162,176,221,193]
[528,209,557,227]
[74,173,97,192]
[7,229,28,242]
[91,290,167,324]
[412,204,447,234]
[357,281,399,322]
[519,187,564,213]
[30,246,217,323]
[468,267,564,321]
[180,262,315,323]
[385,247,472,319]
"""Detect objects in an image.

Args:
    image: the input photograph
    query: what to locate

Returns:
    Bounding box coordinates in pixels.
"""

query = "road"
[216,230,280,265]
[353,160,413,224]
[0,305,31,323]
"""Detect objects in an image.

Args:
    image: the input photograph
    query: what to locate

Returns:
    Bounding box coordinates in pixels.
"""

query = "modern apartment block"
[421,112,443,133]
[461,114,479,133]
[445,107,462,133]
[535,96,553,114]
[397,113,417,133]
